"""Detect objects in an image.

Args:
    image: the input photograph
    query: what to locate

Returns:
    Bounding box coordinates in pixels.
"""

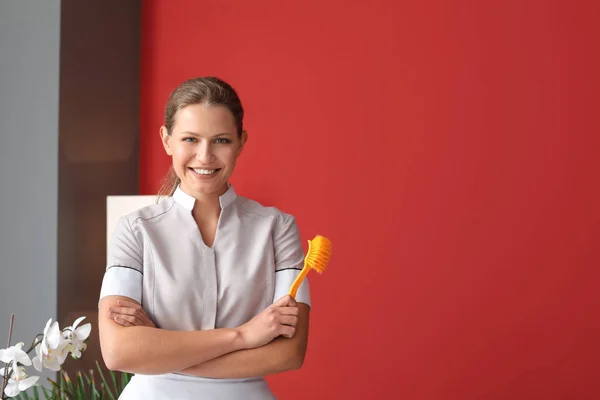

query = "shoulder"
[120,197,177,229]
[235,196,296,225]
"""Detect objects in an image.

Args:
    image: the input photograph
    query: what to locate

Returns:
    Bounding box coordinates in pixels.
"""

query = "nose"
[196,140,215,163]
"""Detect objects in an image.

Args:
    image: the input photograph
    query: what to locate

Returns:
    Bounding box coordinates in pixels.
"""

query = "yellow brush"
[288,235,332,298]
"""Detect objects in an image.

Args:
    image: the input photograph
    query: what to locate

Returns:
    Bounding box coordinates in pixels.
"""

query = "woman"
[98,77,311,399]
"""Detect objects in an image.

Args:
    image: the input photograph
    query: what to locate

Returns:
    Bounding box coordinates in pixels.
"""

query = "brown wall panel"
[57,0,141,376]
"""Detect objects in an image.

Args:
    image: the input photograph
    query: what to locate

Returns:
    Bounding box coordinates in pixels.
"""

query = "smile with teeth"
[191,168,220,175]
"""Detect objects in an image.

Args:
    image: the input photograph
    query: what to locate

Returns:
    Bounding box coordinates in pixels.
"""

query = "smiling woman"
[157,78,246,200]
[97,77,312,399]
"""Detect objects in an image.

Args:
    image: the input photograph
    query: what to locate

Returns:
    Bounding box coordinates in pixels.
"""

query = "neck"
[182,183,229,220]
[192,194,221,219]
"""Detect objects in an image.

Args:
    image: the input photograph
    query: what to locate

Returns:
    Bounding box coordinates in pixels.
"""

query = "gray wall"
[0,0,61,385]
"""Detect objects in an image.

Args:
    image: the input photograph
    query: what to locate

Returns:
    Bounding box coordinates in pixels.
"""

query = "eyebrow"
[181,131,233,137]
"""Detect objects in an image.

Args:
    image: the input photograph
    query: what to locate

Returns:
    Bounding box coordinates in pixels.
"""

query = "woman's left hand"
[108,300,156,328]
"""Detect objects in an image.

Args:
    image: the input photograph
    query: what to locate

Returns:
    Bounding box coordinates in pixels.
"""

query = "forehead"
[173,103,236,134]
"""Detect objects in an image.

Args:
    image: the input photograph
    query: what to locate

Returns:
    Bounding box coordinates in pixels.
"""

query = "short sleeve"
[99,216,143,305]
[272,214,311,308]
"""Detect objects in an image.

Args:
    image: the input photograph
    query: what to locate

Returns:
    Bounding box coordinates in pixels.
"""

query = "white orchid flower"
[0,342,31,368]
[32,319,69,372]
[62,316,91,359]
[0,343,37,398]
[31,341,68,372]
[0,366,39,398]
[40,319,65,355]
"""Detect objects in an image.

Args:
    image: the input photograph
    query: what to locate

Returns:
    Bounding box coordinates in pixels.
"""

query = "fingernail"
[117,301,122,305]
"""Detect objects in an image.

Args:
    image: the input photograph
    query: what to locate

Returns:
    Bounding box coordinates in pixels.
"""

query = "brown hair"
[157,76,244,197]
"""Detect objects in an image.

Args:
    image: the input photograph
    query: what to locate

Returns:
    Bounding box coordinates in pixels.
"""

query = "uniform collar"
[173,184,237,211]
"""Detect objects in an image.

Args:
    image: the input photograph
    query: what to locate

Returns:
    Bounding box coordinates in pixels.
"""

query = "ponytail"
[156,166,180,202]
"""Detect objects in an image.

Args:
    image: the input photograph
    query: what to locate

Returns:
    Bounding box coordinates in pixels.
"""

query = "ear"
[160,126,173,156]
[237,130,248,156]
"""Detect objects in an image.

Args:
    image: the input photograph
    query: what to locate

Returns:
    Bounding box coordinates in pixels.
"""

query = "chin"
[184,179,228,196]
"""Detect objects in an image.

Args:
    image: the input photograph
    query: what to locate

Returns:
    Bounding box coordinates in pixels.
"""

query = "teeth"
[193,168,217,175]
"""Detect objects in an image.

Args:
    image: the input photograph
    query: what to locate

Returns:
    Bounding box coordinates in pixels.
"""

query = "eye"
[215,138,231,144]
[183,137,197,143]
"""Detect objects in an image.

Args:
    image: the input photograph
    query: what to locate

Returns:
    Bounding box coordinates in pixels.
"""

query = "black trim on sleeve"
[107,265,143,275]
[275,267,303,272]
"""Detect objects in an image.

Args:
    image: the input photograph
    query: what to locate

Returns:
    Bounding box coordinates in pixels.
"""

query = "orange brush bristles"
[288,235,332,298]
[305,235,332,273]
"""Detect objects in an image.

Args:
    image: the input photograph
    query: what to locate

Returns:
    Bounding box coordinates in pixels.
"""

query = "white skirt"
[118,373,277,400]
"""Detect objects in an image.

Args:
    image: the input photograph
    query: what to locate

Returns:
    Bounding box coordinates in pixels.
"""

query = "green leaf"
[32,385,40,400]
[62,371,75,396]
[82,370,92,386]
[76,371,85,400]
[109,370,119,396]
[95,362,115,400]
[59,371,65,400]
[46,378,63,397]
[14,391,30,400]
[120,372,130,392]
[41,385,53,400]
[88,369,101,400]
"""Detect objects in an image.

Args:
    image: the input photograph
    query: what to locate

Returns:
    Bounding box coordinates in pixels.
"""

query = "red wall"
[139,1,600,398]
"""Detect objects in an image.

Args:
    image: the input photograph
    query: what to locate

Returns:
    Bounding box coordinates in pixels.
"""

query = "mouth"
[189,167,222,177]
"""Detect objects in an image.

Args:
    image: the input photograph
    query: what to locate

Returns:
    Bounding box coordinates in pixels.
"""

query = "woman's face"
[161,103,246,198]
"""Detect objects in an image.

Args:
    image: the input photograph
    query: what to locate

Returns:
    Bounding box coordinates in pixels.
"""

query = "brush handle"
[288,261,310,299]
[288,240,313,299]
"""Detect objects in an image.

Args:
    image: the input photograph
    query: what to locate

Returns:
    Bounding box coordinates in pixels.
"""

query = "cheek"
[213,146,236,165]
[172,145,194,162]
[220,149,239,167]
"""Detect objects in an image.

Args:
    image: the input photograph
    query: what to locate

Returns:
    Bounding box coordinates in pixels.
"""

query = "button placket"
[202,247,218,329]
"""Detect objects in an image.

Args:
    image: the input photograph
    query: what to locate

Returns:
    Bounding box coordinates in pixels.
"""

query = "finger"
[113,316,134,327]
[138,314,156,327]
[110,313,145,327]
[273,295,293,307]
[280,325,296,339]
[111,305,154,327]
[287,296,298,307]
[112,315,128,326]
[115,301,145,315]
[129,312,154,327]
[274,306,299,316]
[109,306,139,317]
[127,315,149,327]
[111,306,151,324]
[280,315,298,327]
[117,300,140,308]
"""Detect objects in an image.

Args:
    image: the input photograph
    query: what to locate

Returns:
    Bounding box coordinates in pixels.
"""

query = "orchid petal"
[44,358,62,371]
[13,349,31,367]
[75,323,92,341]
[18,375,39,391]
[0,344,31,366]
[13,366,26,380]
[47,322,61,349]
[4,379,20,397]
[0,348,11,363]
[71,316,86,330]
[32,355,42,372]
[41,335,49,355]
[43,318,53,335]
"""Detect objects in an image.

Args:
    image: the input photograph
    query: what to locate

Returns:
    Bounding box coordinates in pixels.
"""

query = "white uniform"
[99,184,311,399]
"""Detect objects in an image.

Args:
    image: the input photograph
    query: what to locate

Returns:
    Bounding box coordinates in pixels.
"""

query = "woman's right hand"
[238,295,299,349]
